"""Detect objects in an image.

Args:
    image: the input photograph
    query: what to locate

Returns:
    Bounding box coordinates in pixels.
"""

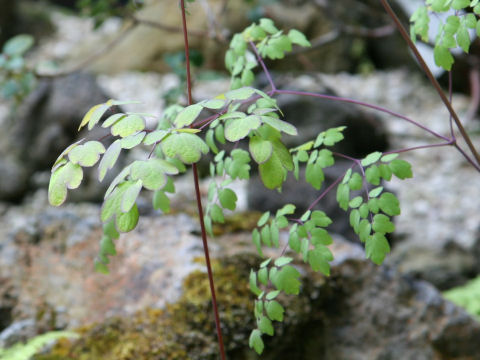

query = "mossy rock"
[34,254,310,360]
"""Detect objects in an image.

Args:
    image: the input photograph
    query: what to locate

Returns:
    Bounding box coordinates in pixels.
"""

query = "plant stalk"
[379,0,480,167]
[179,1,227,359]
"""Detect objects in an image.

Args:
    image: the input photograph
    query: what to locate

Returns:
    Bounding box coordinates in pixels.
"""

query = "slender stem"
[448,71,455,139]
[307,166,353,211]
[274,89,450,141]
[250,41,276,91]
[179,1,227,359]
[380,0,480,166]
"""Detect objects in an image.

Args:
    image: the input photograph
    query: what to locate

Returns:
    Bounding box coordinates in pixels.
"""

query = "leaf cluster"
[410,0,480,70]
[0,34,36,103]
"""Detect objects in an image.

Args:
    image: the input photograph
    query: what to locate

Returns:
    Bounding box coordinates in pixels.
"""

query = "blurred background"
[0,0,479,359]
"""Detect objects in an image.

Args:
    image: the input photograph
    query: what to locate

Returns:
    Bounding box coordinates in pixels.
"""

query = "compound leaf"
[271,265,301,295]
[48,162,83,206]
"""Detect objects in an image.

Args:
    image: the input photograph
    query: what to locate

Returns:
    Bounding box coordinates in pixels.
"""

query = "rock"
[34,240,480,359]
[0,72,118,202]
[0,319,36,349]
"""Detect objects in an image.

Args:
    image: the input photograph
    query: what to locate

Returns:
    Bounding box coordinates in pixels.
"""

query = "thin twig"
[179,1,227,359]
[250,41,276,91]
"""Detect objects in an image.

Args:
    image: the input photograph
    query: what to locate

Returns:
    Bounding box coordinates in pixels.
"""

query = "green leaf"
[389,159,413,179]
[259,152,287,189]
[206,129,219,154]
[369,186,383,198]
[95,259,110,274]
[249,329,264,354]
[48,162,83,206]
[288,29,311,47]
[174,103,203,128]
[350,209,360,233]
[3,34,34,56]
[252,228,263,257]
[258,267,269,285]
[224,116,261,142]
[271,223,280,247]
[261,225,271,246]
[311,211,332,227]
[121,179,142,212]
[317,149,334,168]
[381,153,398,162]
[359,203,369,219]
[161,133,209,164]
[116,203,139,233]
[379,164,392,181]
[365,165,381,185]
[219,188,237,210]
[274,256,293,267]
[210,204,225,223]
[98,140,122,182]
[225,87,256,100]
[361,151,382,167]
[153,190,170,213]
[101,181,133,222]
[100,235,116,256]
[261,116,297,136]
[434,45,454,71]
[358,219,371,242]
[258,211,270,227]
[78,103,110,131]
[111,114,146,137]
[308,246,333,275]
[457,25,471,52]
[452,0,470,9]
[68,141,106,167]
[215,124,226,144]
[202,99,226,110]
[349,196,363,209]
[348,172,363,190]
[336,183,350,211]
[121,132,146,149]
[102,113,126,128]
[258,315,274,336]
[131,158,178,190]
[305,162,324,190]
[103,219,120,240]
[276,204,295,219]
[143,130,169,145]
[249,136,273,164]
[372,214,395,234]
[266,290,280,300]
[250,270,262,296]
[289,231,300,252]
[310,228,333,246]
[260,18,279,34]
[271,265,301,295]
[378,192,400,216]
[266,300,284,321]
[366,233,390,265]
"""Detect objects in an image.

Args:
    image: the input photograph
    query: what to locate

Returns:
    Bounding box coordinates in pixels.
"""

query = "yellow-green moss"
[35,255,258,360]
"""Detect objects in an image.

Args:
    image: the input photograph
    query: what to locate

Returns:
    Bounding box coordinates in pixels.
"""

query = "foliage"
[0,34,36,104]
[410,0,480,70]
[443,276,480,321]
[45,16,417,355]
[0,331,78,360]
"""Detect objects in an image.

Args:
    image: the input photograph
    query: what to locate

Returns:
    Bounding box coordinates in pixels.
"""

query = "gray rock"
[0,72,120,202]
[0,319,36,348]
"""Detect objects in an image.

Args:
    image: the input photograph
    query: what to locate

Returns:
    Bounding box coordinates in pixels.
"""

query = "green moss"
[35,255,258,360]
[443,276,480,321]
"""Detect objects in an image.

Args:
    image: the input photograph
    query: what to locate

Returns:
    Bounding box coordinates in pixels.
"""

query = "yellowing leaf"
[68,141,106,167]
[161,133,209,164]
[224,115,261,142]
[48,162,83,206]
[111,114,146,138]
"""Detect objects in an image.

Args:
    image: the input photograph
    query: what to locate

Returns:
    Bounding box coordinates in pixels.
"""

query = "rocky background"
[0,0,480,359]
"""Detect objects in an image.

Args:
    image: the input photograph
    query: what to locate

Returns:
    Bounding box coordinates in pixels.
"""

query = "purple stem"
[179,1,227,359]
[249,41,276,91]
[274,89,450,141]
